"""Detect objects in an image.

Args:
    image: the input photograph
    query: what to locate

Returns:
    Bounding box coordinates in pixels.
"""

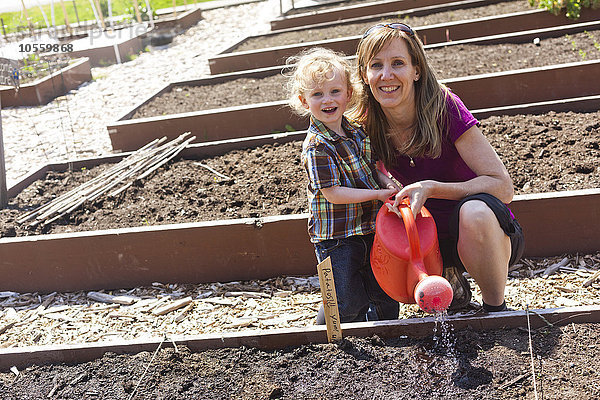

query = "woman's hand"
[377,186,399,202]
[392,181,433,216]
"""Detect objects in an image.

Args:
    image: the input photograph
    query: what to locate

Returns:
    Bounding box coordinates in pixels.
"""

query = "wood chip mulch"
[0,252,599,349]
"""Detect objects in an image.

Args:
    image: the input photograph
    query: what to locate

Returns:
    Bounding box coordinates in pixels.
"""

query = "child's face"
[299,71,352,129]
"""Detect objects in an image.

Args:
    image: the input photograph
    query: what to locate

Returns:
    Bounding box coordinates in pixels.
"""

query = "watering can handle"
[386,199,423,262]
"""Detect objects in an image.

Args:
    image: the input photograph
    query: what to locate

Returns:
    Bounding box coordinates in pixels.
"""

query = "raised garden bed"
[64,25,147,67]
[134,29,600,118]
[1,306,600,399]
[281,0,379,18]
[210,4,600,74]
[151,6,204,34]
[107,58,600,151]
[271,0,508,30]
[252,0,530,52]
[0,57,91,107]
[2,106,600,293]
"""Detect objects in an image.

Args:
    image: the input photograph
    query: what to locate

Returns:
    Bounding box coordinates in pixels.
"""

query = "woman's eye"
[370,62,382,69]
[393,60,404,66]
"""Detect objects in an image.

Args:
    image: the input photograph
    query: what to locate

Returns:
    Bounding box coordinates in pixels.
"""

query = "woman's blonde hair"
[285,47,358,116]
[351,24,450,169]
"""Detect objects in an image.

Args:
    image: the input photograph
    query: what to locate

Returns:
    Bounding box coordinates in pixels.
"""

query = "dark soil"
[284,0,379,16]
[132,29,600,119]
[1,2,599,396]
[236,1,533,52]
[1,109,598,238]
[2,322,600,399]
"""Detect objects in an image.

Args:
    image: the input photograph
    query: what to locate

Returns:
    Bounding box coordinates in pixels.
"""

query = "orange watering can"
[371,198,453,313]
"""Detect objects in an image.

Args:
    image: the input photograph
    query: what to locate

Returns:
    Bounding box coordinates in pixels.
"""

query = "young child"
[287,47,400,323]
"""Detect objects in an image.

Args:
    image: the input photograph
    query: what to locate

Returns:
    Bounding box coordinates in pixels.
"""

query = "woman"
[352,22,524,312]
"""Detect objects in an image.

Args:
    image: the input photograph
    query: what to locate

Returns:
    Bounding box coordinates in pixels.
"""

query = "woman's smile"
[379,85,400,93]
[363,38,420,110]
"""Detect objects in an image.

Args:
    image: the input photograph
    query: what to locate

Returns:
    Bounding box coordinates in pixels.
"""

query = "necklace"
[388,126,416,167]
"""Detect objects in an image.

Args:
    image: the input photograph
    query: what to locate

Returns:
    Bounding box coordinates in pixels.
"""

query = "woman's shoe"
[443,266,472,311]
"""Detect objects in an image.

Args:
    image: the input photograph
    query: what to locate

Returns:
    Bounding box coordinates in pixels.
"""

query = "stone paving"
[1,0,280,187]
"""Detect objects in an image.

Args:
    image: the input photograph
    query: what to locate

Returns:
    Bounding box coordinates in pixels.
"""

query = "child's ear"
[299,95,309,109]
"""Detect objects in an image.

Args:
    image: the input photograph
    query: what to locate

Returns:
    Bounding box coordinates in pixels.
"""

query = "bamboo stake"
[106,0,114,28]
[136,136,195,180]
[21,134,194,227]
[172,0,177,17]
[194,162,232,181]
[131,0,143,23]
[87,0,102,30]
[18,138,166,224]
[93,0,106,29]
[50,0,56,26]
[144,0,154,28]
[20,0,35,35]
[20,146,158,223]
[71,0,80,26]
[58,0,72,35]
[33,0,51,30]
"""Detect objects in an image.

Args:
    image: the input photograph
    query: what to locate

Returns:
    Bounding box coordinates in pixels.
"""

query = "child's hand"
[378,187,398,202]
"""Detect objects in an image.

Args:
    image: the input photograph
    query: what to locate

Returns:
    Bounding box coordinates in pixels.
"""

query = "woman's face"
[362,38,420,111]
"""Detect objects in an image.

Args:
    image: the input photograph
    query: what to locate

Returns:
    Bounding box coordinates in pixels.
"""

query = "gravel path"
[1,0,280,187]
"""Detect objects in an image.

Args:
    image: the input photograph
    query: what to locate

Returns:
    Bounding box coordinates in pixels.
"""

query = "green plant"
[566,33,579,51]
[20,53,41,81]
[528,0,600,19]
[579,48,587,59]
[585,30,600,51]
[126,2,158,22]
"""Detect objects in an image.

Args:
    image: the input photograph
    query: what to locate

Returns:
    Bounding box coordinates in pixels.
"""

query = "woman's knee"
[458,200,499,236]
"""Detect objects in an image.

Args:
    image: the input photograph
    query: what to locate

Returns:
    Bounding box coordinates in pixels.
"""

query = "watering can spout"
[414,275,453,313]
[371,199,453,314]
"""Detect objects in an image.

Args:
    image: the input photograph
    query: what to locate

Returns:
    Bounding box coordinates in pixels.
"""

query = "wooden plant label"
[0,57,19,87]
[317,256,342,342]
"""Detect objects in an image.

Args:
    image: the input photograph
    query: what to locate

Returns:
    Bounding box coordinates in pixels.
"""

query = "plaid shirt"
[302,116,382,243]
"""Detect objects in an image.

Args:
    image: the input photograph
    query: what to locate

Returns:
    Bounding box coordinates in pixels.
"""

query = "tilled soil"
[284,0,379,16]
[2,322,600,399]
[132,29,600,119]
[236,1,533,52]
[1,109,598,237]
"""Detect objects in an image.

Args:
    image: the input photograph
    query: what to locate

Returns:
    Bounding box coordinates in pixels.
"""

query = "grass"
[0,0,216,35]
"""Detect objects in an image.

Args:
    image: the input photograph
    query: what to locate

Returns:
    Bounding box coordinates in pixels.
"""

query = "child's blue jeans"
[314,233,399,323]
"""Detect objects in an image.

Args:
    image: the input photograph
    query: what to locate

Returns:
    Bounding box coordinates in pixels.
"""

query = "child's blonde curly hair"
[285,47,358,116]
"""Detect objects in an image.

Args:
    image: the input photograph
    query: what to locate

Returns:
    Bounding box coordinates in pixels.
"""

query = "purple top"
[388,91,479,238]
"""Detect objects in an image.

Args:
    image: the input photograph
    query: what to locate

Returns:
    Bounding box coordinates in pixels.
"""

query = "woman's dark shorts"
[439,193,525,272]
